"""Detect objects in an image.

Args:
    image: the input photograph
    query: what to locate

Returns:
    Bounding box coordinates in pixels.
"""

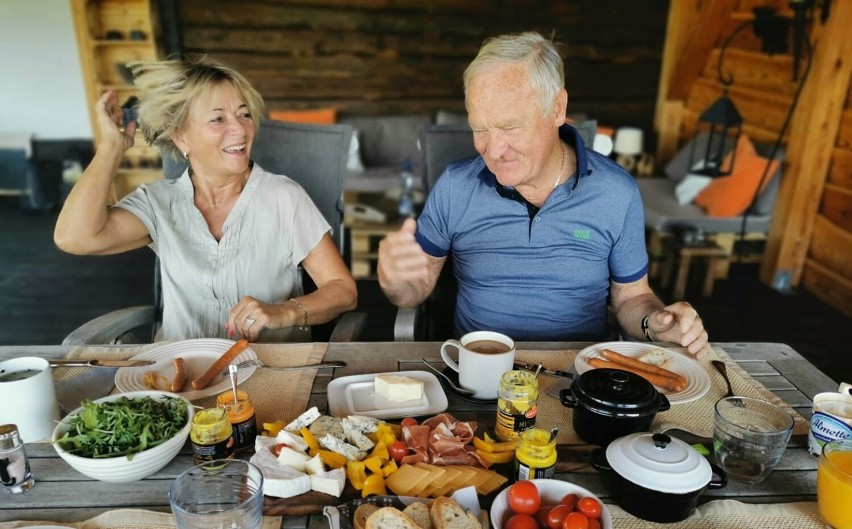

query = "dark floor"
[1,205,850,385]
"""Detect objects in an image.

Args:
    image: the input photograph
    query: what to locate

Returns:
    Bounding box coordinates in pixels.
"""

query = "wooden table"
[0,342,835,525]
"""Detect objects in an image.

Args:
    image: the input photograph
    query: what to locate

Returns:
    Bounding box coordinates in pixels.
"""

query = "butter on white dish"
[375,374,424,402]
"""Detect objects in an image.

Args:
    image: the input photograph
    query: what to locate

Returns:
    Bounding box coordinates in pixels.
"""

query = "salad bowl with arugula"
[52,390,194,483]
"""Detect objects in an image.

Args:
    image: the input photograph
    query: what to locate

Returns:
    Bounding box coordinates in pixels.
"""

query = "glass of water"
[169,459,264,529]
[713,396,794,482]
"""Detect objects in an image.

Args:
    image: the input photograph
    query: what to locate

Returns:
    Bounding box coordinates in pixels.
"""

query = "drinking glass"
[169,459,264,529]
[818,439,852,529]
[713,396,793,482]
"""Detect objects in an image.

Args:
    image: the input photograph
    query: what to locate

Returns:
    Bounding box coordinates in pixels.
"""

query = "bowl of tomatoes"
[491,479,611,529]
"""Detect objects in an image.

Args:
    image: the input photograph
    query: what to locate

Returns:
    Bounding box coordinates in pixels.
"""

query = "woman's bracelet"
[641,315,654,342]
[288,298,309,332]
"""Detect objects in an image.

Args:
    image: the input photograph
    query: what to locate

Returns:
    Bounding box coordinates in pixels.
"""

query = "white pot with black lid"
[591,432,728,523]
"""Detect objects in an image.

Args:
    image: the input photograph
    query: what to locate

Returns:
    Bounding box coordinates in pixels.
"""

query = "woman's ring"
[245,318,256,326]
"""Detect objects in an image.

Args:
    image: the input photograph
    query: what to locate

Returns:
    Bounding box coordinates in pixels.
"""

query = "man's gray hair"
[463,31,564,115]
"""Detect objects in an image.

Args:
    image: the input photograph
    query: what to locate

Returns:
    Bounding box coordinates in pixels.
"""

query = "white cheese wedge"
[309,467,346,497]
[249,441,310,499]
[304,454,325,475]
[374,374,424,402]
[276,429,310,453]
[277,446,312,472]
[342,418,376,451]
[319,433,366,461]
[284,406,321,432]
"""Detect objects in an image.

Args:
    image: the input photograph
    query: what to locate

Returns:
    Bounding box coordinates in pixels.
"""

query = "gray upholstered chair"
[63,119,366,345]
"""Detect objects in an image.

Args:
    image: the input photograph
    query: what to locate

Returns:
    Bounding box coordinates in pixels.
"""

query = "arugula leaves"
[55,396,189,460]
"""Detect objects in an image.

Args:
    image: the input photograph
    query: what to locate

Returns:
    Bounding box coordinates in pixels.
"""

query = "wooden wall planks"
[171,0,667,130]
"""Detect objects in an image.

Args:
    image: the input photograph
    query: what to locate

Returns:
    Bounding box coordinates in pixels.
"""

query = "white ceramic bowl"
[491,479,612,529]
[52,390,193,483]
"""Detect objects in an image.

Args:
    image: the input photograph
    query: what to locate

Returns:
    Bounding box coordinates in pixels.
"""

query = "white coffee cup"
[0,357,60,442]
[440,331,515,399]
[808,391,852,456]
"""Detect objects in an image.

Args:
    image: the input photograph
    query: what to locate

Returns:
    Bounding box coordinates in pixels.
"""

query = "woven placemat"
[609,500,823,529]
[0,508,282,529]
[55,342,328,426]
[518,345,809,445]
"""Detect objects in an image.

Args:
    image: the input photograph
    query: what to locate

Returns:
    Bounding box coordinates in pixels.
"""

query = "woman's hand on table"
[648,302,711,359]
[226,296,301,341]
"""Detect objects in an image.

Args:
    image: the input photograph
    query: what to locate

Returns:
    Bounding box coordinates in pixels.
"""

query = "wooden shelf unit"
[71,0,163,201]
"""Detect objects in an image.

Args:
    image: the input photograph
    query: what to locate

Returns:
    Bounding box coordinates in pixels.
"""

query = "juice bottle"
[817,439,852,529]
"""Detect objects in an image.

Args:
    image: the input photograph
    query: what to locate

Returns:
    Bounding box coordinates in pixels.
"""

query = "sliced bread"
[403,502,433,529]
[429,497,481,529]
[354,504,380,529]
[366,507,424,529]
[639,348,672,369]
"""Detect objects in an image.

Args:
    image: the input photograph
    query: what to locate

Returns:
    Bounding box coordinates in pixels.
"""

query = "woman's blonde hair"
[128,55,265,161]
[463,31,564,116]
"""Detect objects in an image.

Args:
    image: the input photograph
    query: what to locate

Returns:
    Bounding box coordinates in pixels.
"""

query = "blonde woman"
[55,56,357,342]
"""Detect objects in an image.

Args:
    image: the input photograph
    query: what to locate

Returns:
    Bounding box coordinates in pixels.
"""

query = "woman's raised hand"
[96,91,136,152]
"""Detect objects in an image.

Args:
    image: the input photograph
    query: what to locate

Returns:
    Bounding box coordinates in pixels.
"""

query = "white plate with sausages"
[115,338,258,401]
[574,341,711,404]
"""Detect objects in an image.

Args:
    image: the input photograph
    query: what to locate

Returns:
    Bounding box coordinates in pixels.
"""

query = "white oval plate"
[327,371,448,419]
[115,338,257,401]
[574,341,711,405]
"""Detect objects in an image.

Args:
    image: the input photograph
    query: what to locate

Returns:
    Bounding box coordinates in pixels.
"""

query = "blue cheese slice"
[374,374,424,402]
[346,415,380,433]
[284,406,321,432]
[342,418,376,451]
[319,433,367,461]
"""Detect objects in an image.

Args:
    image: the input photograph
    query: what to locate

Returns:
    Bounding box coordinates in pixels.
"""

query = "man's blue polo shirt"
[415,124,648,341]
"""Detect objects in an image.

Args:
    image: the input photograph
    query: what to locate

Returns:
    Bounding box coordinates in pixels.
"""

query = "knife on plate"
[49,359,155,368]
[513,361,573,379]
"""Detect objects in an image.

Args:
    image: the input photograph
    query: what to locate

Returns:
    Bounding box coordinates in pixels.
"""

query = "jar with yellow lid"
[514,428,557,481]
[190,407,235,465]
[495,370,539,441]
[217,389,257,452]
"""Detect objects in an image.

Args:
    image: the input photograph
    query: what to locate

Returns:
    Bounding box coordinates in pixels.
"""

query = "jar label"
[232,416,258,452]
[515,460,555,481]
[496,408,536,440]
[192,436,236,465]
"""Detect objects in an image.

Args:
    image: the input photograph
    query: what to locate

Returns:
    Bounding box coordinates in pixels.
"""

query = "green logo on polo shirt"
[573,229,591,240]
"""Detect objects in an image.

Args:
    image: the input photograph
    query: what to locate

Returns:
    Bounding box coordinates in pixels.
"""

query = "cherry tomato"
[271,443,288,457]
[389,441,408,463]
[561,512,589,529]
[587,519,601,529]
[535,507,552,528]
[559,494,579,511]
[505,514,538,529]
[507,480,541,515]
[576,497,602,520]
[545,505,571,529]
[400,417,418,427]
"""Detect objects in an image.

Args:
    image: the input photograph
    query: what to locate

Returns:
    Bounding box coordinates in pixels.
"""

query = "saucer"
[439,367,497,404]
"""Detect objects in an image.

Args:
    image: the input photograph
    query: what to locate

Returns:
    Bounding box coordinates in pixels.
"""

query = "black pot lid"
[573,368,662,418]
[606,432,711,494]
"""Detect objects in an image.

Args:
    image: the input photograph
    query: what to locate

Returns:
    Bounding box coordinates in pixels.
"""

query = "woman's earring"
[182,150,189,159]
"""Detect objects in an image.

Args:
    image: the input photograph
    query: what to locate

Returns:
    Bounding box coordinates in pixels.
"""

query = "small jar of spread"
[514,428,557,481]
[0,424,34,493]
[190,408,235,465]
[495,370,539,441]
[216,389,257,452]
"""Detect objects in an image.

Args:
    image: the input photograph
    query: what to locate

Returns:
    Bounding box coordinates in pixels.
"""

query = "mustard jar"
[514,428,557,481]
[495,370,539,441]
[190,408,235,465]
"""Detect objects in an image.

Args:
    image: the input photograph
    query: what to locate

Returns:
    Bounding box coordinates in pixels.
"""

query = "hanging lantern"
[688,91,743,177]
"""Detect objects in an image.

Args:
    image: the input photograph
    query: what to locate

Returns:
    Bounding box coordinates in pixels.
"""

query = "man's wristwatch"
[641,315,654,342]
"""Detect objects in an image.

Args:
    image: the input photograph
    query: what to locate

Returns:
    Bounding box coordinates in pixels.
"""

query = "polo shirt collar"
[486,123,591,200]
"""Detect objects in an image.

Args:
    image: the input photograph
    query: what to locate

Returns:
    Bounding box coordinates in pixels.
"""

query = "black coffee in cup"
[466,340,511,354]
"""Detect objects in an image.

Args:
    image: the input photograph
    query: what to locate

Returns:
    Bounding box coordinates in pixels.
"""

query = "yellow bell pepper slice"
[318,450,347,469]
[300,427,320,456]
[370,441,390,464]
[363,456,384,475]
[361,473,387,498]
[346,460,367,490]
[475,448,515,465]
[473,435,518,453]
[262,420,286,437]
[483,431,495,443]
[381,459,398,477]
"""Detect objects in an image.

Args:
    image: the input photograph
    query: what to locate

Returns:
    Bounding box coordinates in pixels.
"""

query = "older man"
[377,32,709,357]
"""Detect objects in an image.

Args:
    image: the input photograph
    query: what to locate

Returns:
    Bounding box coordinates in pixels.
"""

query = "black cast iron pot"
[559,368,670,447]
[591,432,728,523]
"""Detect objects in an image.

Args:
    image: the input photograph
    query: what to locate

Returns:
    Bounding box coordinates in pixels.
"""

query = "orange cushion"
[693,135,780,217]
[269,108,337,124]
